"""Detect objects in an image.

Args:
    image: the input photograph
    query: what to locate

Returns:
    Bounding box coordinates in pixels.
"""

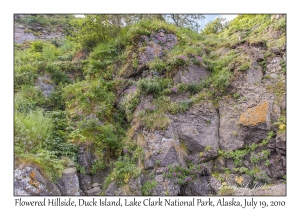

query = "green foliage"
[202,17,228,35]
[45,64,71,85]
[168,100,192,115]
[15,110,53,153]
[16,150,67,182]
[164,163,207,185]
[218,131,274,167]
[105,155,141,187]
[137,77,172,96]
[142,180,157,196]
[15,86,46,113]
[69,15,120,49]
[120,86,140,121]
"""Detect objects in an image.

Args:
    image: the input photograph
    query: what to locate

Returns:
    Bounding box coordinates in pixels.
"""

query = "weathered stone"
[122,31,177,77]
[159,138,179,167]
[105,182,119,196]
[238,101,272,145]
[14,166,61,196]
[86,187,101,196]
[232,183,286,195]
[171,102,219,160]
[246,67,263,86]
[78,144,95,174]
[180,176,214,195]
[92,182,100,187]
[91,168,110,185]
[78,173,92,191]
[128,175,144,195]
[269,152,286,179]
[275,132,286,154]
[239,102,270,127]
[35,75,55,97]
[219,99,245,151]
[151,175,180,196]
[173,65,209,85]
[57,167,80,196]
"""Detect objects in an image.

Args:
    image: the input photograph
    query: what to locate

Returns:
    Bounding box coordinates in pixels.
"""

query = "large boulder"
[14,166,61,196]
[56,167,80,196]
[180,176,214,195]
[121,30,177,77]
[173,65,209,85]
[171,102,220,162]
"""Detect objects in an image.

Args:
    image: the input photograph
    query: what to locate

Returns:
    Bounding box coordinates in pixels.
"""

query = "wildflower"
[170,87,178,93]
[123,148,128,153]
[172,172,176,177]
[78,111,82,115]
[114,129,117,133]
[185,177,191,182]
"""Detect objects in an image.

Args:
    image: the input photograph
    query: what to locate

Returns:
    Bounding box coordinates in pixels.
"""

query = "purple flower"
[178,172,181,175]
[78,111,82,115]
[123,148,128,153]
[114,129,117,133]
[197,56,202,62]
[185,177,191,182]
[188,155,193,160]
[170,87,178,93]
[172,172,176,177]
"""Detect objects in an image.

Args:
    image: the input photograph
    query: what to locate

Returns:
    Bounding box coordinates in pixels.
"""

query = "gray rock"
[91,168,110,186]
[86,187,101,196]
[35,75,55,97]
[180,176,214,195]
[78,144,95,174]
[105,182,119,196]
[128,175,144,195]
[275,132,286,154]
[173,65,209,85]
[159,138,180,167]
[57,167,80,196]
[172,102,219,159]
[246,67,263,86]
[232,183,286,195]
[14,166,61,196]
[78,173,92,191]
[151,175,181,196]
[92,182,100,187]
[122,31,177,77]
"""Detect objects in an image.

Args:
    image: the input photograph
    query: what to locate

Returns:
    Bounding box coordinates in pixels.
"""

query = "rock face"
[171,102,220,162]
[14,24,64,44]
[173,65,210,85]
[180,176,214,195]
[14,166,61,196]
[56,167,80,196]
[121,30,177,77]
[35,75,55,97]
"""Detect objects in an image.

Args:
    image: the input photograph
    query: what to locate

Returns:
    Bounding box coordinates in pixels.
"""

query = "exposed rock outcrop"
[14,166,61,196]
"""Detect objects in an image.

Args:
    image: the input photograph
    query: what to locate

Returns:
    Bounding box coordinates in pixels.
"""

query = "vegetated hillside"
[14,14,286,196]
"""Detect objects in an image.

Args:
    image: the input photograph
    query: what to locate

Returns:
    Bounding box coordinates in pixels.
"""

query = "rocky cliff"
[14,14,286,196]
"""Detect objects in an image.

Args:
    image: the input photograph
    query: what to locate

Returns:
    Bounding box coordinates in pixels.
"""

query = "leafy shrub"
[15,110,53,153]
[105,156,141,187]
[142,181,157,195]
[15,86,46,113]
[137,77,172,95]
[164,164,207,185]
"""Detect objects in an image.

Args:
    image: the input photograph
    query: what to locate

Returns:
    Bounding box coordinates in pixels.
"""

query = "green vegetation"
[14,14,286,187]
[142,180,157,196]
